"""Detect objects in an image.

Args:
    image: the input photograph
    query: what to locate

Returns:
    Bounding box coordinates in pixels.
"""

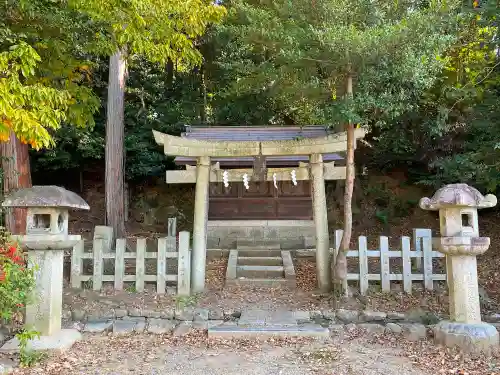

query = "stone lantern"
[0,186,89,352]
[420,183,498,353]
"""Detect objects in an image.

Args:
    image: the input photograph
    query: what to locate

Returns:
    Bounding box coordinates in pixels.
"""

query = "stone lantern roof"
[2,186,90,210]
[419,183,497,211]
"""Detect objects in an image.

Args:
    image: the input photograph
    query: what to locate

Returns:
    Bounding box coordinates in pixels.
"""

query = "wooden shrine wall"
[208,181,312,220]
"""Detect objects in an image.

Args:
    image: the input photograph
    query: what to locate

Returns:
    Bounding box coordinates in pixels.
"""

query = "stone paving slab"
[112,320,136,336]
[208,325,330,340]
[147,319,176,334]
[83,321,112,333]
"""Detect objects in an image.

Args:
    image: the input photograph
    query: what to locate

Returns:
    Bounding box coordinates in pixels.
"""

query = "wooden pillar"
[310,154,331,291]
[191,156,210,292]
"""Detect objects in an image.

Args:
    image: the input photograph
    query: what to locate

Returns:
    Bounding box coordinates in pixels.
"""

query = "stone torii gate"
[153,128,366,292]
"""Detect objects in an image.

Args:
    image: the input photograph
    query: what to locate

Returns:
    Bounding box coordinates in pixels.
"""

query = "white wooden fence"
[333,228,446,295]
[70,225,191,296]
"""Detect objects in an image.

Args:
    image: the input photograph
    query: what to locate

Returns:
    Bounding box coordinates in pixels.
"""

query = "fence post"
[177,231,191,296]
[157,238,167,294]
[422,235,434,290]
[412,228,431,271]
[380,236,390,292]
[93,239,103,291]
[358,236,369,295]
[71,240,84,289]
[167,217,177,237]
[402,236,412,293]
[115,239,126,290]
[136,238,146,292]
[94,226,114,253]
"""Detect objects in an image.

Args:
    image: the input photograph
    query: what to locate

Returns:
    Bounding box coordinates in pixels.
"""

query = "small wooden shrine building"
[153,125,366,292]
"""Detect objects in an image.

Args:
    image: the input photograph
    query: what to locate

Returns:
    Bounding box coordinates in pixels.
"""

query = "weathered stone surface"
[328,324,344,334]
[2,186,90,210]
[322,310,336,321]
[62,310,71,320]
[71,309,86,321]
[400,323,427,341]
[100,310,116,319]
[83,321,112,333]
[122,316,146,321]
[143,310,162,319]
[336,309,359,323]
[345,323,357,332]
[387,312,406,321]
[160,308,175,320]
[360,311,386,322]
[433,321,499,354]
[173,322,192,337]
[112,320,136,336]
[192,321,208,330]
[193,308,209,321]
[209,308,224,320]
[114,309,128,318]
[175,308,195,321]
[293,310,310,323]
[309,310,323,320]
[0,358,15,374]
[0,329,82,353]
[385,323,403,334]
[135,320,146,333]
[147,319,176,334]
[128,308,144,317]
[358,323,386,334]
[208,320,224,328]
[238,309,267,326]
[207,326,330,340]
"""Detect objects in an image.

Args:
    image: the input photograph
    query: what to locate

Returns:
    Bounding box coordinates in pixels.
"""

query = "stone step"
[238,256,283,266]
[208,325,330,340]
[227,278,290,287]
[236,241,281,250]
[236,265,284,278]
[238,249,282,258]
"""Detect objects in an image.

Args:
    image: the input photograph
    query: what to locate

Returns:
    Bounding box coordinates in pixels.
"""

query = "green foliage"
[0,229,36,325]
[17,329,46,367]
[0,0,100,148]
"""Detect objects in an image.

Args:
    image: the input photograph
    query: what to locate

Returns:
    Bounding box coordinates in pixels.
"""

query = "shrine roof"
[174,125,344,167]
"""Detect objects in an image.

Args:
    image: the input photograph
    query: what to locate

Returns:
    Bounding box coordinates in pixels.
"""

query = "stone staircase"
[225,242,296,287]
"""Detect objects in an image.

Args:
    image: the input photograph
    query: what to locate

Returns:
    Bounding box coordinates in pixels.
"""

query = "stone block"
[173,322,192,337]
[135,320,146,333]
[122,316,146,321]
[114,309,128,318]
[192,321,208,330]
[128,308,144,317]
[322,310,336,321]
[83,321,112,333]
[207,326,330,340]
[484,313,500,323]
[329,324,345,334]
[336,309,359,323]
[194,308,209,321]
[293,310,311,323]
[160,308,175,320]
[358,323,386,334]
[309,310,323,320]
[112,320,136,336]
[385,323,403,334]
[387,312,406,321]
[0,329,82,353]
[0,358,15,374]
[208,320,224,328]
[209,308,224,320]
[147,319,175,334]
[433,321,499,354]
[400,323,427,341]
[143,310,162,318]
[360,310,387,322]
[175,308,195,321]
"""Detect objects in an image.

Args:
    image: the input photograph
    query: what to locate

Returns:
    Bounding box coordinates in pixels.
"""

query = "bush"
[0,229,35,324]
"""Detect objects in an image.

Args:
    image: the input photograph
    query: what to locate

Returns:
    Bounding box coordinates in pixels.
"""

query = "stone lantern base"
[0,329,82,353]
[433,321,499,354]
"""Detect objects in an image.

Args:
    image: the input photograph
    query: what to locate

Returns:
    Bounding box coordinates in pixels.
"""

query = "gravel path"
[14,333,430,375]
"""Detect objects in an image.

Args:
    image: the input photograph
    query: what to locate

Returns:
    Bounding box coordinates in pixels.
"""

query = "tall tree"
[71,0,226,240]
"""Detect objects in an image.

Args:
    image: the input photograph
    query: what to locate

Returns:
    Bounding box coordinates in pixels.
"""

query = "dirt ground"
[10,333,431,375]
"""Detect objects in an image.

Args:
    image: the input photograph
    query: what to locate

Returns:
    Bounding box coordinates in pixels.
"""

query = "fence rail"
[333,228,446,295]
[70,222,191,295]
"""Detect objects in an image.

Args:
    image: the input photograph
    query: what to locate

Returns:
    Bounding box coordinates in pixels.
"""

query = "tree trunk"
[0,131,32,234]
[105,48,127,241]
[334,73,354,292]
